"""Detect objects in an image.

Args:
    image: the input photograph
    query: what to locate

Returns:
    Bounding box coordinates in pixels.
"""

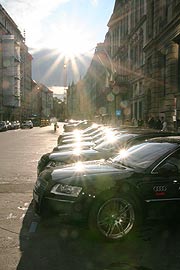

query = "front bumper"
[33,185,93,222]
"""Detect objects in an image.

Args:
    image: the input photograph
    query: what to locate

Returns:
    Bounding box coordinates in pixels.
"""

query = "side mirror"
[156,162,178,176]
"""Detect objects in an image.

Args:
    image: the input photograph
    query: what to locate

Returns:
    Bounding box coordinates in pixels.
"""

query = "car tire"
[88,191,142,241]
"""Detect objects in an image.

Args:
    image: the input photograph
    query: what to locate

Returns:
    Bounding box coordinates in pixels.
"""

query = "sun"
[32,23,94,87]
[49,23,93,60]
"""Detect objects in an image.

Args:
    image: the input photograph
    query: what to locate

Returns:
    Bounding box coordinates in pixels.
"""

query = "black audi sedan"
[33,136,180,241]
[37,132,178,176]
[37,133,143,175]
[58,123,101,144]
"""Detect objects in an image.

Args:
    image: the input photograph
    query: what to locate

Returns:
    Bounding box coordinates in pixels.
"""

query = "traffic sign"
[116,109,121,116]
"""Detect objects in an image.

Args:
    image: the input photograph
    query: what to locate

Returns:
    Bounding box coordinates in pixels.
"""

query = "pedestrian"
[148,116,155,129]
[154,117,162,130]
[161,117,167,131]
[132,118,138,127]
[54,122,57,132]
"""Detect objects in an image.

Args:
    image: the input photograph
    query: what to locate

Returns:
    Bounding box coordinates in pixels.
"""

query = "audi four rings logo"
[153,186,167,192]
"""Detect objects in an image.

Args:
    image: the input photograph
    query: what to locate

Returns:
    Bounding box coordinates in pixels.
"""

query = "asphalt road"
[0,124,180,270]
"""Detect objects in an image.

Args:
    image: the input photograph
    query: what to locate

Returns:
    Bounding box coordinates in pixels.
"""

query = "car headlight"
[51,184,82,197]
[47,161,65,168]
[47,161,57,167]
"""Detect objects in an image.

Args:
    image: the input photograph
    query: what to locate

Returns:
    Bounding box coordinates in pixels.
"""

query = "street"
[0,123,180,270]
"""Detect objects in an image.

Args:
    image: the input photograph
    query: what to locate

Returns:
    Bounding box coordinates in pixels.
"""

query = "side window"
[164,150,180,172]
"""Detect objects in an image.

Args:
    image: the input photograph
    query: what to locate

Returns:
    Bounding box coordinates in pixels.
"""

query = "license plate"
[33,192,39,203]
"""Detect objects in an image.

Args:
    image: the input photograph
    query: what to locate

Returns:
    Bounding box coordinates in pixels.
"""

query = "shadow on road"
[16,201,180,270]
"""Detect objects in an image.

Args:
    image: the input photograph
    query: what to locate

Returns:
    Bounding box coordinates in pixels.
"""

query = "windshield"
[111,142,177,170]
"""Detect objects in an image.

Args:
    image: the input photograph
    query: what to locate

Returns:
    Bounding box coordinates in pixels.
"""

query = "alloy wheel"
[96,198,135,239]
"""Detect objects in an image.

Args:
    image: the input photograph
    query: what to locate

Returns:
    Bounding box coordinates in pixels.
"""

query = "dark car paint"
[38,131,180,176]
[34,160,140,220]
[34,138,180,224]
[53,141,95,151]
[49,148,103,161]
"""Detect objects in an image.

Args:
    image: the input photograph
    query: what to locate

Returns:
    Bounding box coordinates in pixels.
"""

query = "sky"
[1,0,115,94]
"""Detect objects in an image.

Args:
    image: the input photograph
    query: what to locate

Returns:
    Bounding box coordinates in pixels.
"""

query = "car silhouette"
[33,136,180,241]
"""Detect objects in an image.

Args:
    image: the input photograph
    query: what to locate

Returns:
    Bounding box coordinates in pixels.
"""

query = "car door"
[138,149,180,202]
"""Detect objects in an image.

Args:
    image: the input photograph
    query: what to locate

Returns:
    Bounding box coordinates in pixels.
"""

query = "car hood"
[61,133,92,139]
[51,160,133,183]
[62,136,93,144]
[54,141,95,151]
[49,148,101,162]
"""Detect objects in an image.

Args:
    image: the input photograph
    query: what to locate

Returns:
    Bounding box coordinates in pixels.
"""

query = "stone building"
[84,43,112,121]
[0,4,32,121]
[69,1,147,125]
[66,0,180,131]
[105,0,180,130]
[30,80,54,125]
[144,0,180,130]
[67,78,92,120]
[106,0,147,126]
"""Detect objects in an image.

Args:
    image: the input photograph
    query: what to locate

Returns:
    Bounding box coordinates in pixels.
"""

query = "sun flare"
[31,23,93,87]
[50,23,93,60]
[119,149,129,158]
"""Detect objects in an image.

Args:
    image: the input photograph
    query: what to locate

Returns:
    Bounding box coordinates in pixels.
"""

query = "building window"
[147,56,152,77]
[134,102,138,120]
[133,84,138,97]
[139,101,142,119]
[140,0,145,17]
[139,29,144,66]
[131,103,133,119]
[131,0,135,29]
[148,0,154,38]
[178,45,180,93]
[139,81,143,95]
[135,0,139,24]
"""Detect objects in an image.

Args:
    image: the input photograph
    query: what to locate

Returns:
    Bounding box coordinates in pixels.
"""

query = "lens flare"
[119,148,129,158]
[75,161,85,171]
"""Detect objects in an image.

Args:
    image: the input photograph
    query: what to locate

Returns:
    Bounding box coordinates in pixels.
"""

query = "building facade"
[144,0,180,130]
[106,0,147,126]
[66,0,180,132]
[105,0,180,130]
[0,4,33,121]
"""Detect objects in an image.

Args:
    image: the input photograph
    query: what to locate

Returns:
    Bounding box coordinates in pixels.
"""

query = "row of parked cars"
[33,122,180,241]
[0,120,20,131]
[0,120,33,131]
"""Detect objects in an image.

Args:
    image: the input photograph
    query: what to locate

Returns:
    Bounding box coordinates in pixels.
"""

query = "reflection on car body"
[57,123,101,145]
[37,131,180,176]
[33,136,180,241]
[63,120,92,132]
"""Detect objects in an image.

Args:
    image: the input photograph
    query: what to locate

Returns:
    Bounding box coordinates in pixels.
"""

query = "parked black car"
[37,132,178,176]
[63,120,92,132]
[37,133,135,175]
[33,136,180,241]
[57,123,101,145]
